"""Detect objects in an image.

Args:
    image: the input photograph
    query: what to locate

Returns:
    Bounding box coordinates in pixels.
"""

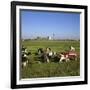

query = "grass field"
[21,40,80,78]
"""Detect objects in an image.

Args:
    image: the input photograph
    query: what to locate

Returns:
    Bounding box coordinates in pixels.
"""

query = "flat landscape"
[21,40,80,78]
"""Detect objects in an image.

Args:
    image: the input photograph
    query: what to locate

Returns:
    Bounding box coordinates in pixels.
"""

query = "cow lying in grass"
[59,51,78,62]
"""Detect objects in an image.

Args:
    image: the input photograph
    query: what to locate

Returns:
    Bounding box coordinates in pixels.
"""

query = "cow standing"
[22,46,31,67]
[37,47,56,63]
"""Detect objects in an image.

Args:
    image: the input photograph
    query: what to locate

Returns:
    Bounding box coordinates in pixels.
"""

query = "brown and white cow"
[59,51,78,62]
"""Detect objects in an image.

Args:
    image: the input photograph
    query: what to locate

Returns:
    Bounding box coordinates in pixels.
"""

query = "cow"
[22,53,29,67]
[59,51,78,62]
[36,48,50,63]
[36,47,56,63]
[70,46,75,51]
[44,47,58,63]
[21,46,31,67]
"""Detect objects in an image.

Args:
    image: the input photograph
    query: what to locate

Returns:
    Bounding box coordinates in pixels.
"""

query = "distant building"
[49,36,52,40]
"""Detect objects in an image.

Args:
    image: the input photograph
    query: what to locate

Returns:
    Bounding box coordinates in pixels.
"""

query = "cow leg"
[47,58,49,63]
[59,58,63,62]
[66,58,70,62]
[22,61,27,67]
[44,55,49,63]
[46,56,49,63]
[26,60,28,64]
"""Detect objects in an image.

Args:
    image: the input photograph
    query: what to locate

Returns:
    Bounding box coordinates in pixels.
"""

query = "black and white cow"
[22,47,31,67]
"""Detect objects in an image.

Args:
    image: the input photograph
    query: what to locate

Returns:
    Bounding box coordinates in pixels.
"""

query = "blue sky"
[21,10,80,40]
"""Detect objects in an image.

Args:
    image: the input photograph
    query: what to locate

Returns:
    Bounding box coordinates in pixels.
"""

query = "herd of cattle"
[22,46,79,67]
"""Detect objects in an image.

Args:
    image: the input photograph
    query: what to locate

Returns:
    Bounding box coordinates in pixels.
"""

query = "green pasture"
[21,40,80,78]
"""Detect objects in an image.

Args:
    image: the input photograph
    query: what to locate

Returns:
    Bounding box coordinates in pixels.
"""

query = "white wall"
[0,0,89,90]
